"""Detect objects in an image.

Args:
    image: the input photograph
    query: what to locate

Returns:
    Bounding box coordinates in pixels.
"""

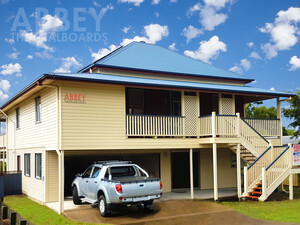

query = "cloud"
[121,24,169,46]
[0,91,9,101]
[20,14,63,51]
[8,52,19,60]
[260,7,300,59]
[249,51,262,60]
[0,63,22,76]
[90,44,119,61]
[0,80,11,92]
[54,57,82,73]
[289,55,300,71]
[270,87,275,91]
[170,0,177,2]
[240,58,251,71]
[152,0,160,4]
[229,66,243,75]
[27,55,33,60]
[122,26,131,33]
[247,42,254,48]
[182,25,203,43]
[168,43,178,51]
[188,0,233,31]
[154,12,159,18]
[5,38,14,44]
[35,50,53,59]
[184,35,226,64]
[119,0,144,6]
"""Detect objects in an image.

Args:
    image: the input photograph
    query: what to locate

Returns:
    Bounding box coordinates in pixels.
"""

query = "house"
[0,41,299,214]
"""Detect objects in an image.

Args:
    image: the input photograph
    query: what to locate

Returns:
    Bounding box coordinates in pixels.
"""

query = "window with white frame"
[16,108,20,129]
[35,97,41,123]
[35,153,42,179]
[24,153,30,176]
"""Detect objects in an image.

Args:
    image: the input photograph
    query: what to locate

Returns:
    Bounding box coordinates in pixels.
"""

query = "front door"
[183,92,198,136]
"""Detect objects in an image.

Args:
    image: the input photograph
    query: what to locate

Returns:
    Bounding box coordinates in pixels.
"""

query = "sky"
[0,0,300,127]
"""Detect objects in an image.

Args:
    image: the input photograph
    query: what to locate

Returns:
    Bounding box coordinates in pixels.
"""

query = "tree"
[245,102,277,119]
[282,91,300,138]
[282,126,295,136]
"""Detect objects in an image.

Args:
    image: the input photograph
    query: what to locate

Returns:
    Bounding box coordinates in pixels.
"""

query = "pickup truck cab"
[71,161,162,216]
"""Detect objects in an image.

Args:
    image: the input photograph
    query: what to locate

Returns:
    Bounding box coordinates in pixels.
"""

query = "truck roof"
[93,161,132,167]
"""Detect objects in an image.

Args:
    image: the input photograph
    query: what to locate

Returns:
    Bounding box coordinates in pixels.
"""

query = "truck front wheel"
[98,195,109,217]
[72,186,82,205]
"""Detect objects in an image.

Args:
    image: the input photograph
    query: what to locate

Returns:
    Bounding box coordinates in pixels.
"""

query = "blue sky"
[0,0,299,126]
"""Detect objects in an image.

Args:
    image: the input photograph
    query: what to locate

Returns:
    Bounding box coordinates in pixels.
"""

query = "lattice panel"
[184,96,198,136]
[220,97,235,115]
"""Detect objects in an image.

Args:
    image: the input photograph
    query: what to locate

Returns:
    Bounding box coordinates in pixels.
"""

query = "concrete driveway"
[63,200,298,225]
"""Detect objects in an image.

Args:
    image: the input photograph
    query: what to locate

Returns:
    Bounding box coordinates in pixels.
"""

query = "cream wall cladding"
[200,148,237,189]
[46,151,59,202]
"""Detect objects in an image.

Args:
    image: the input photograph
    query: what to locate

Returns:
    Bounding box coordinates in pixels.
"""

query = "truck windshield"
[109,166,137,178]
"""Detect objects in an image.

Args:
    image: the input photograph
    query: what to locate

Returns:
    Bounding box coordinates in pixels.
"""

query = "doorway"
[171,151,200,189]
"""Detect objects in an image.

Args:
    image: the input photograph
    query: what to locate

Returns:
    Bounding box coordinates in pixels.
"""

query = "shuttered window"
[16,108,20,129]
[35,97,41,123]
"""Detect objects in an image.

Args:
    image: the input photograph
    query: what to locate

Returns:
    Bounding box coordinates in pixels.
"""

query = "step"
[257,183,262,186]
[249,191,262,195]
[253,187,262,190]
[245,195,259,199]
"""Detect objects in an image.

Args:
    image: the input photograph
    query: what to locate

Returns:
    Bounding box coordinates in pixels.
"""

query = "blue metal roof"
[79,42,254,82]
[47,73,292,97]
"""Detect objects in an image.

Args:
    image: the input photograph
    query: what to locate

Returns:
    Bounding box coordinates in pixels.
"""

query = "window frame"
[35,153,42,179]
[16,108,20,129]
[35,96,42,123]
[24,153,30,177]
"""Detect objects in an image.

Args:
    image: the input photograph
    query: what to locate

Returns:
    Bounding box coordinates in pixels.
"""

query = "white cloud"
[249,51,262,60]
[170,0,177,2]
[8,52,19,60]
[260,7,300,59]
[54,57,82,73]
[5,38,14,44]
[289,55,300,71]
[35,50,53,59]
[168,43,178,51]
[229,66,243,75]
[93,1,101,7]
[154,12,159,18]
[152,0,160,4]
[20,14,63,51]
[247,42,254,48]
[0,63,22,76]
[121,24,169,46]
[27,55,33,60]
[119,0,144,6]
[122,26,131,33]
[270,87,275,91]
[182,25,203,43]
[0,91,9,101]
[188,0,233,31]
[240,58,251,71]
[90,45,119,61]
[0,80,11,92]
[184,35,227,64]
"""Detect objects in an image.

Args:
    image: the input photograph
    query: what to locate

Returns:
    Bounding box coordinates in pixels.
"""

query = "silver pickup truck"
[71,161,163,216]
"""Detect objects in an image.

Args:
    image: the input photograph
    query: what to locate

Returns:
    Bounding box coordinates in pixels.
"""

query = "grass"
[3,195,97,225]
[219,187,300,223]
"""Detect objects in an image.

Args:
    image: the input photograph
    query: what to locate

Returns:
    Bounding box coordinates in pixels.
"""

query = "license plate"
[133,196,149,202]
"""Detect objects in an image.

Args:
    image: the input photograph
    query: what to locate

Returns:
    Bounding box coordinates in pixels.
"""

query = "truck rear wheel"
[98,195,109,217]
[72,186,82,205]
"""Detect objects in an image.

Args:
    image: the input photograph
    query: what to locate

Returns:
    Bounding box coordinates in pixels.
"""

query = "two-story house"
[0,41,298,214]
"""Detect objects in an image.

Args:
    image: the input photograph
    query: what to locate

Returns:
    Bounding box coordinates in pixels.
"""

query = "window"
[82,166,93,178]
[91,167,101,178]
[35,97,41,122]
[24,154,30,176]
[35,153,42,179]
[16,108,20,129]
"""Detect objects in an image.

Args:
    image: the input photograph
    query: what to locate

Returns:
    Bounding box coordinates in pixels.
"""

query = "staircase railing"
[261,145,292,200]
[244,145,272,195]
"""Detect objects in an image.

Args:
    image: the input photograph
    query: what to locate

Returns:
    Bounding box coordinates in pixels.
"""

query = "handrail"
[198,115,212,118]
[126,114,185,118]
[248,146,271,170]
[216,114,237,117]
[242,117,280,121]
[241,118,269,144]
[266,146,290,171]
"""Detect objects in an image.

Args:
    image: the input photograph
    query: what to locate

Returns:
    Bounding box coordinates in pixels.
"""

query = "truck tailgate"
[115,177,161,197]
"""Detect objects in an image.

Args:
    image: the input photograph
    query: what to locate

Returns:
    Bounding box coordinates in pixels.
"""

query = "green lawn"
[219,187,300,223]
[3,195,97,225]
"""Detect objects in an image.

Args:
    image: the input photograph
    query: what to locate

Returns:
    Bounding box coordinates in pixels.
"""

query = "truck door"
[87,166,101,200]
[80,166,93,196]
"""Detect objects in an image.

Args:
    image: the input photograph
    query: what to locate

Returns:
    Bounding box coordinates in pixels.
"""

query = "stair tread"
[257,183,262,185]
[253,187,262,190]
[249,191,262,195]
[246,195,259,199]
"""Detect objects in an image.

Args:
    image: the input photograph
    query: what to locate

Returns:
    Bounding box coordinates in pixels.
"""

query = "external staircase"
[198,113,294,201]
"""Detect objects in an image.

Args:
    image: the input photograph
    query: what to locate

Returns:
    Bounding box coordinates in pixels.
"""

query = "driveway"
[63,200,298,225]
